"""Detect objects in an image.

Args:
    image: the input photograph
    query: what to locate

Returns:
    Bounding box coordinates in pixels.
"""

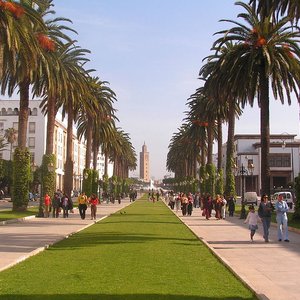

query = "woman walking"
[258,194,273,242]
[89,194,99,220]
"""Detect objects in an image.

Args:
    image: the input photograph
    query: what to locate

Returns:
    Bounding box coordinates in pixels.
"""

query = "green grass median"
[0,208,38,222]
[0,196,256,300]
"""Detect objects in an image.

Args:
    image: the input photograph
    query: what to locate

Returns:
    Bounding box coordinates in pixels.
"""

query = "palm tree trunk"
[18,78,30,149]
[92,144,99,170]
[85,118,93,169]
[207,122,214,165]
[260,67,270,196]
[0,44,3,79]
[104,151,108,177]
[45,95,56,155]
[225,99,236,197]
[217,117,223,171]
[64,100,74,197]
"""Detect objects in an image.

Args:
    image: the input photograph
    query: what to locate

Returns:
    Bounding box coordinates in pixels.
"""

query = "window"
[13,122,18,130]
[28,137,35,148]
[269,154,290,167]
[32,108,38,116]
[29,122,36,133]
[0,122,4,135]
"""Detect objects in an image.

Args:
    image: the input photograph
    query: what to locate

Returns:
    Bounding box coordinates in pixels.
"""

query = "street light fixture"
[233,163,249,219]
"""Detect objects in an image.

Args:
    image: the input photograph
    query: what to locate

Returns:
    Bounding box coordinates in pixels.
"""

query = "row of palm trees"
[0,0,137,211]
[167,0,300,198]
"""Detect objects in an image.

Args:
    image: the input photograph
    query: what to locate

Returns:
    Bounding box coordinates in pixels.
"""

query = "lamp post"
[233,163,248,219]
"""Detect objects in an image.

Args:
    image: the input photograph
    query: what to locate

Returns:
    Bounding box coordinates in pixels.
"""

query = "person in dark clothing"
[227,196,235,217]
[52,192,61,218]
[258,194,273,242]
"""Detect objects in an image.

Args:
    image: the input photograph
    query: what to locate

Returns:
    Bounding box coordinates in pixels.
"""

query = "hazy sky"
[53,0,300,179]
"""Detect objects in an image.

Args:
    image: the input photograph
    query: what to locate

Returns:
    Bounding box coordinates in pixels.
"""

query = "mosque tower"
[140,142,150,182]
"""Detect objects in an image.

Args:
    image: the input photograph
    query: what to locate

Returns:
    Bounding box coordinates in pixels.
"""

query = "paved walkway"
[1,198,300,300]
[0,198,132,272]
[174,206,300,300]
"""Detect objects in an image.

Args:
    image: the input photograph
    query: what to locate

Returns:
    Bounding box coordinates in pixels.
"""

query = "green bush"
[91,169,99,196]
[82,168,93,197]
[12,148,30,211]
[41,154,56,198]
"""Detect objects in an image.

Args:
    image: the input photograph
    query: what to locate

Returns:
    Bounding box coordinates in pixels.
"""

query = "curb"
[165,204,261,299]
[0,200,133,273]
[0,214,110,273]
[0,215,35,226]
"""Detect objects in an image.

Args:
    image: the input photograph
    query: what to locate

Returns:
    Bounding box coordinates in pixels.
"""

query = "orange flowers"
[0,1,24,19]
[192,120,208,127]
[256,37,266,47]
[37,34,55,52]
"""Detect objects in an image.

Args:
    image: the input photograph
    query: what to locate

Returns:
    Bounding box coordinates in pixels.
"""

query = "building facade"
[222,134,300,196]
[139,142,150,182]
[0,99,113,192]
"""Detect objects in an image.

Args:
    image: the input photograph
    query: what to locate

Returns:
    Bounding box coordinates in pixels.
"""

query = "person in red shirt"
[44,193,51,218]
[89,194,99,220]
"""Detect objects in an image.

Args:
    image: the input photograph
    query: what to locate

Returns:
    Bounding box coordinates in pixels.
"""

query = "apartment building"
[0,99,113,191]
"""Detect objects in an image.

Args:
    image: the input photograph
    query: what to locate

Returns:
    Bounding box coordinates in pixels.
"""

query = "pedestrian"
[275,194,289,242]
[52,192,61,218]
[77,192,88,220]
[187,193,193,216]
[221,195,227,219]
[43,193,51,218]
[175,193,181,213]
[61,193,72,218]
[89,193,99,220]
[258,194,273,242]
[244,205,259,241]
[227,195,235,217]
[214,194,223,220]
[181,193,188,216]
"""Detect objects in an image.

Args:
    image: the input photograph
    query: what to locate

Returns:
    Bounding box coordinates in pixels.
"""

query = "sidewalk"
[0,198,132,272]
[175,206,300,300]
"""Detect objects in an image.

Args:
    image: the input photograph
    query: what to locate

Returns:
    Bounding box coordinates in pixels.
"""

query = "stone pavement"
[0,198,132,272]
[2,197,300,300]
[174,206,300,300]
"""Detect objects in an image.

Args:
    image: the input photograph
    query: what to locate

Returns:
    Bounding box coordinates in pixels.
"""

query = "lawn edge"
[165,203,261,300]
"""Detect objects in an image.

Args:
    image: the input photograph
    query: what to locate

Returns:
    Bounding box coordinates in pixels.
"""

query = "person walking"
[52,192,61,218]
[244,205,259,241]
[89,193,99,220]
[61,193,72,218]
[275,194,289,242]
[43,193,51,218]
[187,193,193,216]
[221,195,227,219]
[77,192,88,220]
[227,195,235,217]
[258,194,273,242]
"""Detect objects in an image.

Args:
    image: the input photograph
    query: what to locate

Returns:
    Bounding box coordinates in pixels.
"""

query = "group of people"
[43,191,99,220]
[244,193,290,242]
[165,191,290,243]
[167,192,235,219]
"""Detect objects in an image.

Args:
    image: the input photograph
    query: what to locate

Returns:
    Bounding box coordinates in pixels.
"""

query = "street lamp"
[233,163,248,219]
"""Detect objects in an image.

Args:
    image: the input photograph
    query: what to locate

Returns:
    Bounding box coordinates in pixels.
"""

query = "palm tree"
[212,1,300,196]
[4,128,17,160]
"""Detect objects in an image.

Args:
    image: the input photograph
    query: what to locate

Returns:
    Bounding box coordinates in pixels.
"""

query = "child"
[244,205,259,241]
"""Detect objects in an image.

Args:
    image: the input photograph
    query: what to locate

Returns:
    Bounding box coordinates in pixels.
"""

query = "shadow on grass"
[49,231,199,249]
[0,294,257,300]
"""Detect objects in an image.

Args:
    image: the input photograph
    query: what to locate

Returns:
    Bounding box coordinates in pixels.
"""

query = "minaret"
[140,142,150,182]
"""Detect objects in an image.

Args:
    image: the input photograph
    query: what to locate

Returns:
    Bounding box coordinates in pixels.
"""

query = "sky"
[50,1,300,179]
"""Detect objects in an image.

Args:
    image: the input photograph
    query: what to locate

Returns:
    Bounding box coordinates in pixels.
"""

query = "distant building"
[0,99,113,191]
[139,142,150,182]
[222,134,300,195]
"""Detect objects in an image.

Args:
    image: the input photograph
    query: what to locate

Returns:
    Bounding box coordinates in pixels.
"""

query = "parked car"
[244,192,258,206]
[271,191,294,209]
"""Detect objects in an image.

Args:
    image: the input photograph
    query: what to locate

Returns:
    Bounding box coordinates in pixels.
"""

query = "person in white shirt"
[244,205,259,241]
[275,194,289,242]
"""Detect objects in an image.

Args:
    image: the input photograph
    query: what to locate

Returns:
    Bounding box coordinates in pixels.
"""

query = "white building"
[222,134,300,195]
[0,99,113,191]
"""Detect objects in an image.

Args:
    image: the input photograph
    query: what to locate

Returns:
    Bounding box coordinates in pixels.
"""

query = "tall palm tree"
[4,128,17,160]
[212,1,300,196]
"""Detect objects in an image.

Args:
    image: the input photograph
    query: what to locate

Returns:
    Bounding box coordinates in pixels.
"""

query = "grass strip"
[0,195,256,300]
[0,208,38,221]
